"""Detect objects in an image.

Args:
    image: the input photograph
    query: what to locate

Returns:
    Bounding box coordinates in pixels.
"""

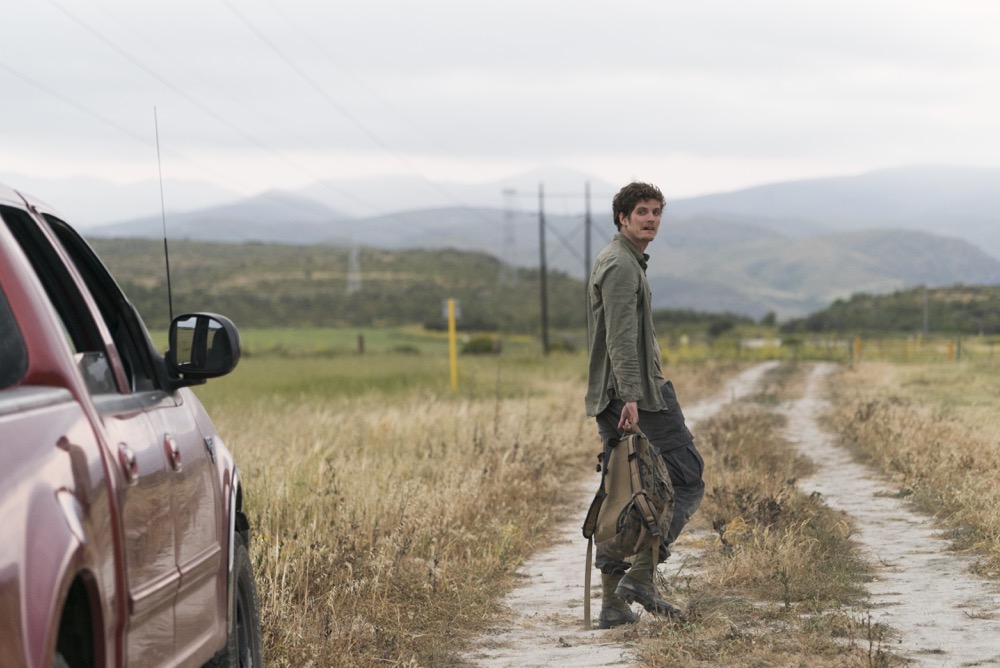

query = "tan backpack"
[581,428,674,627]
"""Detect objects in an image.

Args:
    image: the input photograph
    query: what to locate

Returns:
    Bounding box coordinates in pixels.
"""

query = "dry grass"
[218,380,588,665]
[623,364,902,667]
[196,354,904,666]
[826,362,1000,577]
[197,352,746,666]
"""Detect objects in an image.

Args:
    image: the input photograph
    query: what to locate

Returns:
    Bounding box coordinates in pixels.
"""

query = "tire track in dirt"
[463,362,780,668]
[786,363,1000,667]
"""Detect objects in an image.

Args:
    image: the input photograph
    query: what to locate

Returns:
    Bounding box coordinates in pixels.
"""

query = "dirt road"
[463,362,1000,667]
[787,364,1000,667]
[462,362,780,667]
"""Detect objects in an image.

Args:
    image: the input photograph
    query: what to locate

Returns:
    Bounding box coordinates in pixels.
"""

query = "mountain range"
[32,164,1000,321]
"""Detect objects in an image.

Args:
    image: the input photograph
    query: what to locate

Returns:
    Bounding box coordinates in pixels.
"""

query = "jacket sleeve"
[599,259,643,402]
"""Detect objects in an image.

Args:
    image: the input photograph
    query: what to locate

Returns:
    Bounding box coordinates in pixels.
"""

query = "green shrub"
[461,336,501,355]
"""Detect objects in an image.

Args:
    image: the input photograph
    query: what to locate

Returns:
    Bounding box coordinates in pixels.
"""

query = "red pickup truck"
[0,184,263,667]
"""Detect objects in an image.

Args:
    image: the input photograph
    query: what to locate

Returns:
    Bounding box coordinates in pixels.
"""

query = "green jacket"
[585,234,666,417]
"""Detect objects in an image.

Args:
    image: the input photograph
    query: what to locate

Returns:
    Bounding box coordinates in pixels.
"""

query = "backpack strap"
[625,433,662,553]
[582,444,611,540]
[582,438,615,629]
[629,428,669,609]
[584,535,593,628]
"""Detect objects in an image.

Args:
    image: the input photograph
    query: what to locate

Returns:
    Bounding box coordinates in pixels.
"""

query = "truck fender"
[23,486,83,668]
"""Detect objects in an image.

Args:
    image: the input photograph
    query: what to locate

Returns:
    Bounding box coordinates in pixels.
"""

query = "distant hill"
[645,221,1000,319]
[670,166,1000,224]
[90,191,352,243]
[294,167,619,217]
[82,165,1000,320]
[0,171,241,227]
[668,165,1000,257]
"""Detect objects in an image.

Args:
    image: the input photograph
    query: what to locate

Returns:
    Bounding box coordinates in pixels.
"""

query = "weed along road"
[464,362,1000,667]
[463,362,780,667]
[787,364,1000,667]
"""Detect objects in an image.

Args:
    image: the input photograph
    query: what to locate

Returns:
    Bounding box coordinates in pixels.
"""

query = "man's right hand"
[618,400,639,432]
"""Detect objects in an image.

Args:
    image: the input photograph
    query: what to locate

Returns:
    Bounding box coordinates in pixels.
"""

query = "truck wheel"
[207,532,263,668]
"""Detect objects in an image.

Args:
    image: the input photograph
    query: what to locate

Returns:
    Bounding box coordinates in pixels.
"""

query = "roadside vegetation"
[826,361,1000,577]
[622,363,901,667]
[782,284,1000,336]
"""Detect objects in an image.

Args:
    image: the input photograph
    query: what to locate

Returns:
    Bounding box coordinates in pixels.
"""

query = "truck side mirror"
[167,313,241,382]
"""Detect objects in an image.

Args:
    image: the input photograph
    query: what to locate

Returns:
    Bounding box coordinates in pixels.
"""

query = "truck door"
[41,213,226,662]
[0,205,178,665]
[142,397,224,650]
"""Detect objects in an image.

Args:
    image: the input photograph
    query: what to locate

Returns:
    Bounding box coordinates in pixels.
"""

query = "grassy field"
[194,331,1000,666]
[194,338,749,666]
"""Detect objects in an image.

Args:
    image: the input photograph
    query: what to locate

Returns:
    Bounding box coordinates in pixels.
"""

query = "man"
[585,181,705,629]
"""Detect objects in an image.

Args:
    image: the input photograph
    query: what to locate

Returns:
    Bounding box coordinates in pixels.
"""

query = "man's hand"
[618,401,639,432]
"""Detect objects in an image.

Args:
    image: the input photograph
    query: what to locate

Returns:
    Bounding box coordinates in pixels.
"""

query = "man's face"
[618,198,662,249]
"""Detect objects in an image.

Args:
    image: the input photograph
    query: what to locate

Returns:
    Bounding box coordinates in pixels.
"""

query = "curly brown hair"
[612,182,664,230]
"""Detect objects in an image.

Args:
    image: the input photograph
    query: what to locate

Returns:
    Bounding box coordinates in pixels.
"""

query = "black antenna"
[154,107,174,323]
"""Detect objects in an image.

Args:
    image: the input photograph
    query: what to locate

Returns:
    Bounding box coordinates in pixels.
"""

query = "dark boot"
[616,550,683,618]
[598,572,637,629]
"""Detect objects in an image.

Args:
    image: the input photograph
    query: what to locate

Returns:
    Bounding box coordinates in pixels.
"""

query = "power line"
[0,59,359,224]
[37,0,601,246]
[593,224,613,246]
[0,60,150,146]
[545,220,585,265]
[260,0,451,158]
[221,0,489,217]
[44,0,380,213]
[77,0,350,180]
[507,186,587,264]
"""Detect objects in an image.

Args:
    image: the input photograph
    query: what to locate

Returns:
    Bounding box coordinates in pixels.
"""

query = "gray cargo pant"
[594,382,705,575]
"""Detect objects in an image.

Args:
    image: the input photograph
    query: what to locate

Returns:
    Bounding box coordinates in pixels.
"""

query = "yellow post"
[853,336,862,362]
[448,298,458,391]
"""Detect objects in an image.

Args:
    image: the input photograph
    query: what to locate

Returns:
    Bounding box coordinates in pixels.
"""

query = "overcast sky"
[3,0,1000,217]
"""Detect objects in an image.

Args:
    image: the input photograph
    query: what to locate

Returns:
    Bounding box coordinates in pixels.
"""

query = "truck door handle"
[164,434,182,472]
[118,445,138,484]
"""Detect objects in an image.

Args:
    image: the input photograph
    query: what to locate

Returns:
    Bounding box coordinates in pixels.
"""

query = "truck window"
[42,214,159,393]
[0,287,28,390]
[0,205,116,394]
[0,206,105,352]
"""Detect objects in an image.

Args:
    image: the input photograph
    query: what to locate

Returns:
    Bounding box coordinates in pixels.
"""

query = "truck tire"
[206,532,263,668]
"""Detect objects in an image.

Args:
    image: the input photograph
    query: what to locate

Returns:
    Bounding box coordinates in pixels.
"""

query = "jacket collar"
[613,233,649,270]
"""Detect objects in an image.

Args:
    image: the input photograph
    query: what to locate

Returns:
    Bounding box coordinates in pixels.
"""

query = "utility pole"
[347,245,362,295]
[584,181,592,289]
[538,183,550,355]
[923,285,929,337]
[500,188,517,285]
